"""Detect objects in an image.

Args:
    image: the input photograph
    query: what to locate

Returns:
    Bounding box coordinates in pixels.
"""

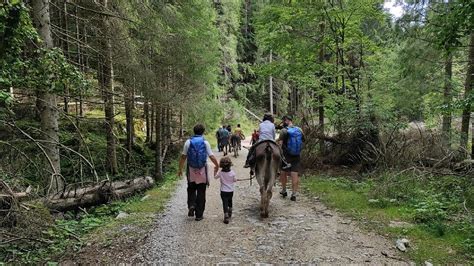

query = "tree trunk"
[179,109,183,139]
[45,176,154,212]
[442,51,453,146]
[62,1,70,114]
[74,4,83,121]
[32,0,63,193]
[125,88,135,165]
[100,0,118,175]
[318,22,326,155]
[166,106,171,145]
[460,33,474,157]
[144,101,150,143]
[155,104,163,180]
[150,102,155,142]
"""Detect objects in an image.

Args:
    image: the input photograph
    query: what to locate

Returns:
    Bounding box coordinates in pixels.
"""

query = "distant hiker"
[226,125,232,134]
[244,113,291,172]
[178,124,219,221]
[219,125,230,156]
[278,115,304,201]
[232,123,244,151]
[234,124,244,138]
[216,126,223,152]
[251,129,259,145]
[214,156,247,224]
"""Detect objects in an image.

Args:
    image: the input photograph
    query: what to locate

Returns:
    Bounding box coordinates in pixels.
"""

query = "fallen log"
[45,176,154,212]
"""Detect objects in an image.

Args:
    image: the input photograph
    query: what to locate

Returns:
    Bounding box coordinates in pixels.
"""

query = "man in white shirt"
[178,124,219,221]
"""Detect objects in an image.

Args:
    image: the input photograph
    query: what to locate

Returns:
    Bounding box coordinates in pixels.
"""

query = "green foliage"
[303,173,473,263]
[0,2,89,97]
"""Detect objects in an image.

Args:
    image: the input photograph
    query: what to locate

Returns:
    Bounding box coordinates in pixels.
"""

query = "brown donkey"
[253,141,281,218]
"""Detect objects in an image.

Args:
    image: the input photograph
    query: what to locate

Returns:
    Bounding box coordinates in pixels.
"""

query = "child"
[214,156,246,224]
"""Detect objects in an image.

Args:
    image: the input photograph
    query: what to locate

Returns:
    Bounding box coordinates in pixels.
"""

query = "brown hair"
[219,156,233,172]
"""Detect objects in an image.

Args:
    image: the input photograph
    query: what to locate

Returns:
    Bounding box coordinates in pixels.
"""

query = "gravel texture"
[131,139,408,264]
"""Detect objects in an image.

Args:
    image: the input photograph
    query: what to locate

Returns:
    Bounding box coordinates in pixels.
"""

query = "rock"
[424,261,433,266]
[400,238,410,247]
[396,239,407,252]
[141,195,151,201]
[116,211,129,219]
[368,199,379,203]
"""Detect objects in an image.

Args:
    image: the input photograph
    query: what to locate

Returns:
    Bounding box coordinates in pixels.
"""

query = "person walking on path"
[278,115,304,201]
[214,156,248,224]
[251,129,259,145]
[178,124,219,221]
[219,125,230,155]
[216,126,223,152]
[244,113,291,172]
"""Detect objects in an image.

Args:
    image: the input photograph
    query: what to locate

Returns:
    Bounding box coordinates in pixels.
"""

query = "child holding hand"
[214,156,248,224]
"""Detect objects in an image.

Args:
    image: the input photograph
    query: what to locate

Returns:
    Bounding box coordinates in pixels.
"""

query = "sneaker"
[290,195,296,201]
[280,191,288,198]
[228,208,232,218]
[195,216,203,221]
[223,213,230,224]
[188,207,195,217]
[243,162,250,168]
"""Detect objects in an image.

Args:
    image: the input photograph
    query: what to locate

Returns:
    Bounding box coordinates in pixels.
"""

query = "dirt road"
[131,138,407,264]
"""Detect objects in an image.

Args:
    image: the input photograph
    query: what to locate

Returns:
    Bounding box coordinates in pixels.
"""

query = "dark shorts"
[282,153,301,173]
[220,137,229,145]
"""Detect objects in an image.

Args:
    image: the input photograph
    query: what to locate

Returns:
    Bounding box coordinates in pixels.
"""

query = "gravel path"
[133,138,407,264]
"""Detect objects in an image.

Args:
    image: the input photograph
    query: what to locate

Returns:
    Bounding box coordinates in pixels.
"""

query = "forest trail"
[131,138,408,264]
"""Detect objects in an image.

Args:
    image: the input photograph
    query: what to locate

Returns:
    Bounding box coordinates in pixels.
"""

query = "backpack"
[286,126,303,156]
[220,128,229,139]
[187,136,208,168]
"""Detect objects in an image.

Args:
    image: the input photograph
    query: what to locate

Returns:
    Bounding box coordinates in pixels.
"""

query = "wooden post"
[269,49,273,115]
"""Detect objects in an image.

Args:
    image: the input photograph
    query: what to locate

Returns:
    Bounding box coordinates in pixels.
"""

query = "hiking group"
[216,124,244,156]
[178,114,304,223]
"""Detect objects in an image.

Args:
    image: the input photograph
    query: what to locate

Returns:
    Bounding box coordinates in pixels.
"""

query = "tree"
[98,0,118,175]
[32,0,63,193]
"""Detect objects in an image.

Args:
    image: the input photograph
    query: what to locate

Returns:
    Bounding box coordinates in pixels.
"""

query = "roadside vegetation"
[302,172,474,263]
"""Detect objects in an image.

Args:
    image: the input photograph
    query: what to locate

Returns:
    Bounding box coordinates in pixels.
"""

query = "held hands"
[214,165,219,176]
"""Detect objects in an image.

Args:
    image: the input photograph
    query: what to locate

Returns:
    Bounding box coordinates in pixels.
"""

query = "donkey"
[253,140,281,218]
[230,134,241,157]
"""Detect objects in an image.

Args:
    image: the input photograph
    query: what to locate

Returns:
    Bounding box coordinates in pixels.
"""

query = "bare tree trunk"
[74,4,82,122]
[62,0,69,114]
[32,0,63,193]
[100,0,118,175]
[442,51,453,146]
[318,22,326,155]
[125,87,134,165]
[150,102,155,142]
[460,33,474,157]
[144,101,150,143]
[154,104,163,180]
[179,108,183,139]
[166,106,171,145]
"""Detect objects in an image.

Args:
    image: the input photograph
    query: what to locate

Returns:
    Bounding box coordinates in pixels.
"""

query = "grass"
[302,175,473,264]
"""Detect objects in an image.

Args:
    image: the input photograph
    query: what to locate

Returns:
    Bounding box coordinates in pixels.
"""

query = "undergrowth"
[302,172,474,264]
[0,162,179,264]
